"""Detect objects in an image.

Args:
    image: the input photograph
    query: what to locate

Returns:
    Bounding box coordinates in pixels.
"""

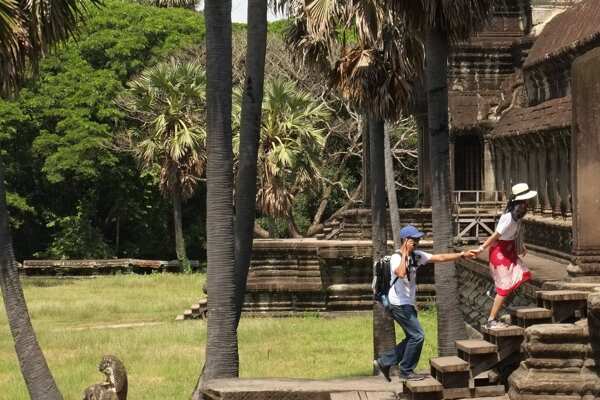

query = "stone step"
[542,281,600,292]
[509,306,553,328]
[456,340,499,377]
[429,356,470,390]
[404,377,443,400]
[481,325,524,363]
[536,290,588,322]
[456,340,498,355]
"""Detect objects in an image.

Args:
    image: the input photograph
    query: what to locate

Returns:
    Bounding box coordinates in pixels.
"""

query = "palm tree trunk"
[254,222,270,238]
[362,115,370,207]
[384,124,402,250]
[192,1,236,398]
[0,161,63,400]
[233,0,268,328]
[425,28,466,357]
[369,117,396,363]
[172,191,188,272]
[287,215,303,238]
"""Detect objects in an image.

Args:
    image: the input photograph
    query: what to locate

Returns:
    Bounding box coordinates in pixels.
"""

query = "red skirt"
[489,240,531,297]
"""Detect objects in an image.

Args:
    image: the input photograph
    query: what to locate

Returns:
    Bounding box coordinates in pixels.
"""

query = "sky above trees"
[197,0,284,22]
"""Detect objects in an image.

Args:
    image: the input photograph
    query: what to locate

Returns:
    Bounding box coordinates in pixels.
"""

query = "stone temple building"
[429,0,600,276]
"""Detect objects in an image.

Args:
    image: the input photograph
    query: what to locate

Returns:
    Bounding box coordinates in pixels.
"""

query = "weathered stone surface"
[570,46,600,279]
[537,290,589,301]
[430,356,470,373]
[202,377,402,400]
[525,324,586,341]
[524,358,585,369]
[456,340,498,355]
[509,367,600,397]
[404,378,443,393]
[482,325,524,338]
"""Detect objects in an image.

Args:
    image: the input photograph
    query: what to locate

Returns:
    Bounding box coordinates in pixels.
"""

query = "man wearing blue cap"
[373,224,476,382]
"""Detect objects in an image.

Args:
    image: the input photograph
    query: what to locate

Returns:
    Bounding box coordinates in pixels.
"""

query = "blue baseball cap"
[399,225,425,239]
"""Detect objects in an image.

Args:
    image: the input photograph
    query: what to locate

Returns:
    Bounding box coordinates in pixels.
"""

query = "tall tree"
[233,0,268,325]
[384,124,401,249]
[369,117,397,361]
[0,0,97,397]
[192,0,236,397]
[117,58,207,271]
[387,0,495,356]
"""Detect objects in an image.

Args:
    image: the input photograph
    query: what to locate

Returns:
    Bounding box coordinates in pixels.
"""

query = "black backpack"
[372,251,418,305]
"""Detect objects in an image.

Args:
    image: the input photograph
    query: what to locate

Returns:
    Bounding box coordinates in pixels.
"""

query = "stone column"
[568,47,600,280]
[557,130,572,216]
[505,139,514,197]
[526,135,540,212]
[492,141,504,194]
[517,137,529,185]
[548,133,562,217]
[482,138,496,200]
[546,136,562,217]
[505,139,514,194]
[536,135,552,215]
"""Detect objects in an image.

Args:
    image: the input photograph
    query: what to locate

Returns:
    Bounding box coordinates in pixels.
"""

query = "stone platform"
[202,377,401,400]
[18,258,195,275]
[201,377,508,400]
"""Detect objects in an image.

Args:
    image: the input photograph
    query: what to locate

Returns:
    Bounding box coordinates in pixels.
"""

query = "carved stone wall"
[522,215,573,260]
[243,239,436,315]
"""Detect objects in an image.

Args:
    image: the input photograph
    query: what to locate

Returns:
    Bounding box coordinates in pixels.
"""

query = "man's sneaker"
[400,372,427,381]
[484,319,508,329]
[373,360,391,382]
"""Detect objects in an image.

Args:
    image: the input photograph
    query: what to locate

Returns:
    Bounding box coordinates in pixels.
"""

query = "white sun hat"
[511,183,538,201]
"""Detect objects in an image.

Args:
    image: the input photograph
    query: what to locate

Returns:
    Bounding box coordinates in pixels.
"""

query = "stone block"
[456,339,498,355]
[430,356,470,389]
[537,290,588,302]
[570,46,600,279]
[404,378,443,400]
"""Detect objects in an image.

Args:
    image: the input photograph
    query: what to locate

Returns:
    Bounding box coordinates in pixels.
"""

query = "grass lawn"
[0,274,437,399]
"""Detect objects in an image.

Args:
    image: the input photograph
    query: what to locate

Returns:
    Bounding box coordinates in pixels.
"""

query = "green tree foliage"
[0,0,205,260]
[233,79,329,237]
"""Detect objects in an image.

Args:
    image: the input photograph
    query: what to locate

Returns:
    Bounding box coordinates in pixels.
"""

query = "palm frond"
[116,57,207,200]
[386,0,495,42]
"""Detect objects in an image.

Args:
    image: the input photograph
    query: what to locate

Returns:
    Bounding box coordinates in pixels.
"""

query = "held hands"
[461,249,479,259]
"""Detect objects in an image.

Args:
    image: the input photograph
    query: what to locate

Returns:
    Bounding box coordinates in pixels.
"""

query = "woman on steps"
[475,183,538,329]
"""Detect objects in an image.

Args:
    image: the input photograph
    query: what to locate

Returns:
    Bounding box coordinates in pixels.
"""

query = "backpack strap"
[389,249,402,288]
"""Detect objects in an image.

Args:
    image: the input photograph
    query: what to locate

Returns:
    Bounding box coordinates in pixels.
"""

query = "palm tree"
[0,0,97,397]
[191,0,236,397]
[117,58,207,271]
[233,0,268,327]
[282,0,423,365]
[233,79,329,237]
[385,0,496,356]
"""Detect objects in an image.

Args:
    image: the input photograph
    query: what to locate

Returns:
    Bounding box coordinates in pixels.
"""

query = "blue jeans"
[377,304,425,375]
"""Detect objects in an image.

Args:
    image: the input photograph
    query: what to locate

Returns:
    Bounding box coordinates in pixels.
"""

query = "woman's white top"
[495,212,519,241]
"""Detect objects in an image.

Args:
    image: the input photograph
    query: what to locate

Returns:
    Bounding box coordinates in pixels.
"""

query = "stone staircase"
[403,288,592,400]
[176,298,207,321]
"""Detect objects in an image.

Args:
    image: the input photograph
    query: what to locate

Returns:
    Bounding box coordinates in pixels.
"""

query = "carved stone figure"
[83,355,128,400]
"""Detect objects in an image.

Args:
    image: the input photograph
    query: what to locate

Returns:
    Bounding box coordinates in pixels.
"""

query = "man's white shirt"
[388,250,432,306]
